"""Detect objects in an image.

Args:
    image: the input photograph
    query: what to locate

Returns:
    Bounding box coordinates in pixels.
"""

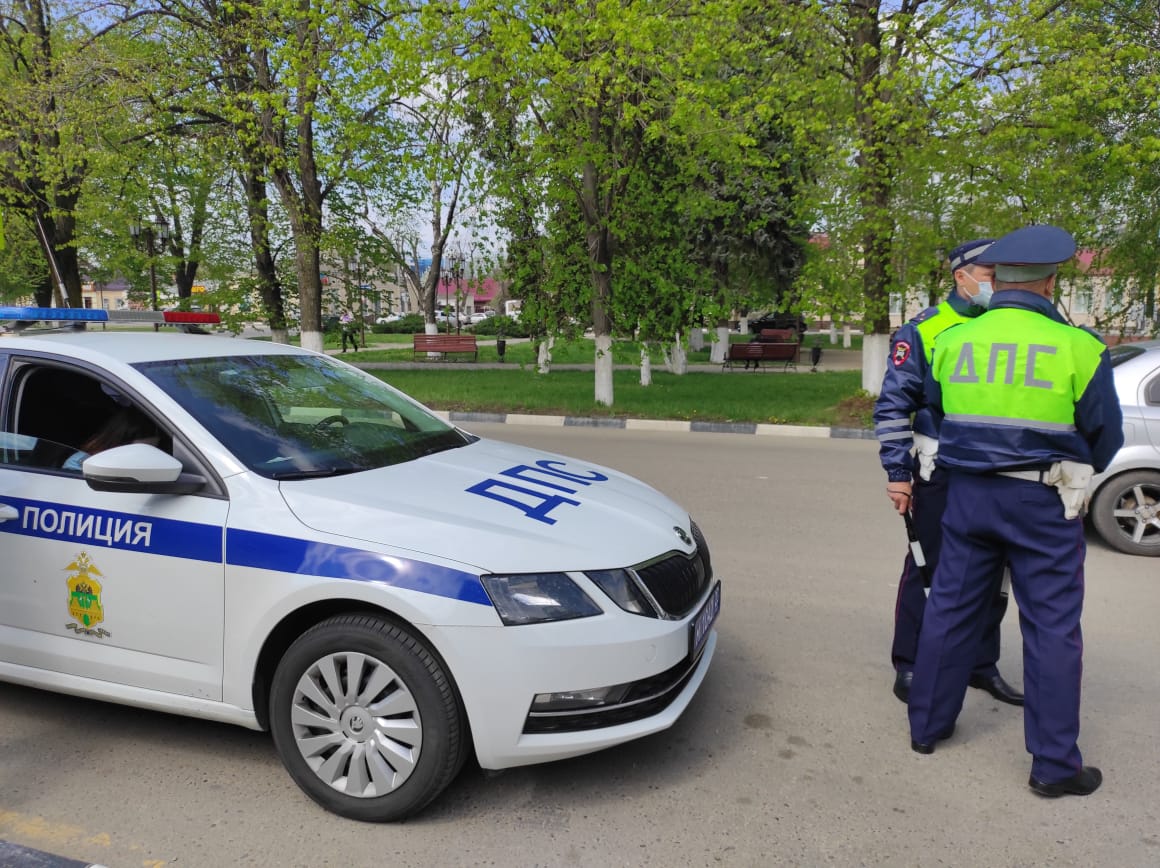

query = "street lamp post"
[447,255,463,335]
[130,216,170,330]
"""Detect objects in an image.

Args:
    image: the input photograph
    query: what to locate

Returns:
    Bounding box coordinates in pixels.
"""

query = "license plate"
[689,581,721,659]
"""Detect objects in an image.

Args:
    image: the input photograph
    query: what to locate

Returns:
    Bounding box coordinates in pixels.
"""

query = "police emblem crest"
[65,552,111,638]
[892,341,911,366]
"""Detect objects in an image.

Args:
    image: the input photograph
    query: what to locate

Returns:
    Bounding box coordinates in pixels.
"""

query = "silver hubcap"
[1112,483,1160,546]
[291,652,422,798]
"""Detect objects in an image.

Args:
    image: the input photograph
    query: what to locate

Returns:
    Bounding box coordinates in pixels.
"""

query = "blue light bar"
[0,307,108,322]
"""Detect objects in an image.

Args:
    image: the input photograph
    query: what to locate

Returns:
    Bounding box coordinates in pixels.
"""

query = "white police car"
[0,307,719,821]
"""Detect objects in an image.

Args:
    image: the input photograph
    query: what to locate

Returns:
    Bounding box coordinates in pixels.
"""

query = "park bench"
[413,333,479,361]
[723,329,800,371]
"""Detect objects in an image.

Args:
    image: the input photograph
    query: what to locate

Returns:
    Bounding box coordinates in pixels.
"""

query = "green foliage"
[371,314,425,334]
[471,314,529,338]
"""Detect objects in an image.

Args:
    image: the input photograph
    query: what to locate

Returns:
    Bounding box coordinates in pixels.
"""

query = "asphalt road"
[1,424,1157,867]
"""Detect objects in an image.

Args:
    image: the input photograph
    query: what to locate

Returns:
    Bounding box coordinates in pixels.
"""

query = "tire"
[1090,470,1160,557]
[269,614,468,821]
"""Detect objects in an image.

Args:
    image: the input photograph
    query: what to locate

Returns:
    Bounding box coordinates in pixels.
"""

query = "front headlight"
[480,572,603,625]
[585,568,658,617]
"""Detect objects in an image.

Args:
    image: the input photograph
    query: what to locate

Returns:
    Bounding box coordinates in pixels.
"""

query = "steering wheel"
[313,414,350,430]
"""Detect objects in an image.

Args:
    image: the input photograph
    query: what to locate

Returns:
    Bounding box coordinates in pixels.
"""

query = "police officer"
[908,225,1124,798]
[874,239,1023,707]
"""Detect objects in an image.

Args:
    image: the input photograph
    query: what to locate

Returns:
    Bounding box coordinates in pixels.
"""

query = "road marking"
[0,811,163,866]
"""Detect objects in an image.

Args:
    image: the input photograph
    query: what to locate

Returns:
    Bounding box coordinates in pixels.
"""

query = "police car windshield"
[134,354,469,478]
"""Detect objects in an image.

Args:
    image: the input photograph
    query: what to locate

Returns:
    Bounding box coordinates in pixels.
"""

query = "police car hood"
[278,437,692,573]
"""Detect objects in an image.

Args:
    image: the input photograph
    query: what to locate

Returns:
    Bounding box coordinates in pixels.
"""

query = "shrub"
[372,313,425,334]
[471,314,529,338]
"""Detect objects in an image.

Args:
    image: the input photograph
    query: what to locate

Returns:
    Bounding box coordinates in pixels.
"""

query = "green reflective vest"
[932,308,1104,428]
[915,301,971,365]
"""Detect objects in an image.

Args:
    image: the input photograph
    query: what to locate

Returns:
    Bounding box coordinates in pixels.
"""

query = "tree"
[0,0,131,307]
[473,0,759,406]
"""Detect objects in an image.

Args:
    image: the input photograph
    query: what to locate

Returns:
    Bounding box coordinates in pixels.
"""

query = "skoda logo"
[350,718,365,734]
[674,526,692,546]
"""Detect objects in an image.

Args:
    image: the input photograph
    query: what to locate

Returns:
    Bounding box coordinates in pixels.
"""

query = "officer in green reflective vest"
[908,225,1124,798]
[873,239,1021,708]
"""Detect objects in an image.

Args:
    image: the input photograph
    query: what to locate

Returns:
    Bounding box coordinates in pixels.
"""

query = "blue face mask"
[962,271,993,309]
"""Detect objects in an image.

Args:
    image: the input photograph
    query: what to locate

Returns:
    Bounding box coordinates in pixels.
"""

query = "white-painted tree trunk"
[710,325,730,364]
[669,332,688,374]
[594,333,613,405]
[425,320,439,359]
[537,335,554,374]
[640,344,652,385]
[843,324,852,348]
[688,327,704,352]
[301,330,324,353]
[863,332,889,396]
[271,328,290,345]
[829,323,838,344]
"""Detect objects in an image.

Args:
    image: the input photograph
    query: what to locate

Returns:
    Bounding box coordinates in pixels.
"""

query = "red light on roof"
[161,311,220,324]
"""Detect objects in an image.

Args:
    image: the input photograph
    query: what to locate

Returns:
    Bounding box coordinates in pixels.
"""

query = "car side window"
[1146,370,1160,406]
[1,363,171,475]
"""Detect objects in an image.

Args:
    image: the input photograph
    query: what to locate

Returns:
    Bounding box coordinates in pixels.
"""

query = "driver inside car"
[62,407,163,472]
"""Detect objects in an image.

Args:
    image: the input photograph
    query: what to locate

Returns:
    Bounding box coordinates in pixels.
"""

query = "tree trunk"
[641,343,652,385]
[863,333,889,395]
[241,163,287,340]
[589,253,614,405]
[593,333,613,403]
[670,332,687,375]
[851,1,894,389]
[710,319,730,364]
[537,335,554,373]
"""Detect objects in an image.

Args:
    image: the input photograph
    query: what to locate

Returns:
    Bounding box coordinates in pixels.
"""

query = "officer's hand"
[886,482,912,514]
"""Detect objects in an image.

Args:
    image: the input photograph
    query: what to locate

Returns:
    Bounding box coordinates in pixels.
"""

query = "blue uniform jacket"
[925,290,1124,473]
[873,294,981,482]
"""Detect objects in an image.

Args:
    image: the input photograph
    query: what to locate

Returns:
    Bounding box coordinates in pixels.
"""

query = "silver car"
[1088,339,1160,556]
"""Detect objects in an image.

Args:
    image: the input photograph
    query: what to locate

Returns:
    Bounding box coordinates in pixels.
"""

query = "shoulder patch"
[892,341,912,366]
[910,305,941,326]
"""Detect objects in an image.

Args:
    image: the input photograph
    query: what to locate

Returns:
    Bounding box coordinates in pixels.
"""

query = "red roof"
[436,277,501,304]
[1075,249,1113,276]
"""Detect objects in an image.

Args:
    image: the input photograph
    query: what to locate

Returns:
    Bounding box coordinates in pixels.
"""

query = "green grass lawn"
[370,368,872,427]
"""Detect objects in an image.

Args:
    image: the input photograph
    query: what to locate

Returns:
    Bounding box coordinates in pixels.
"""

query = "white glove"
[913,433,939,482]
[1048,461,1094,520]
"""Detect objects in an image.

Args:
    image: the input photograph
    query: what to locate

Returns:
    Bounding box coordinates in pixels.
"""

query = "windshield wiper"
[271,467,361,480]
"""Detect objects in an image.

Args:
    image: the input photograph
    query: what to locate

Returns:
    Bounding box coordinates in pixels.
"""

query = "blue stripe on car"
[226,529,491,605]
[1,497,490,606]
[0,496,222,561]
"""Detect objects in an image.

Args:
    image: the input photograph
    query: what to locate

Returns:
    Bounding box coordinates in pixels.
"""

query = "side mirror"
[82,443,207,495]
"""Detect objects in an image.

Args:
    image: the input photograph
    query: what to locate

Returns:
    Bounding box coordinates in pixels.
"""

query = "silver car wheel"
[1114,483,1160,545]
[1092,470,1160,556]
[291,651,423,798]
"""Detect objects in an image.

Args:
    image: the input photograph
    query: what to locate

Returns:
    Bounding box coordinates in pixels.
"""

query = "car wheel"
[1090,470,1160,557]
[269,614,468,821]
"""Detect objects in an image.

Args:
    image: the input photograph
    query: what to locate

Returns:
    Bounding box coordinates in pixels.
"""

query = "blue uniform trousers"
[908,472,1087,783]
[891,461,1007,677]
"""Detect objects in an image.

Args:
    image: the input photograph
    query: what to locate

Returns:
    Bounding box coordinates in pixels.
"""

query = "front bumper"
[431,583,719,769]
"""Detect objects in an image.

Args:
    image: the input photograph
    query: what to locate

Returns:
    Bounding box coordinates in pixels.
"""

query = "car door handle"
[0,504,19,522]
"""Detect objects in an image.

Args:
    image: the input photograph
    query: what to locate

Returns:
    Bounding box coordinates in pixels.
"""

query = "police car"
[0,307,720,821]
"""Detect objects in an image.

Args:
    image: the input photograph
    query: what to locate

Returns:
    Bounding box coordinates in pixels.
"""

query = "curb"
[432,410,875,441]
[0,840,105,867]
